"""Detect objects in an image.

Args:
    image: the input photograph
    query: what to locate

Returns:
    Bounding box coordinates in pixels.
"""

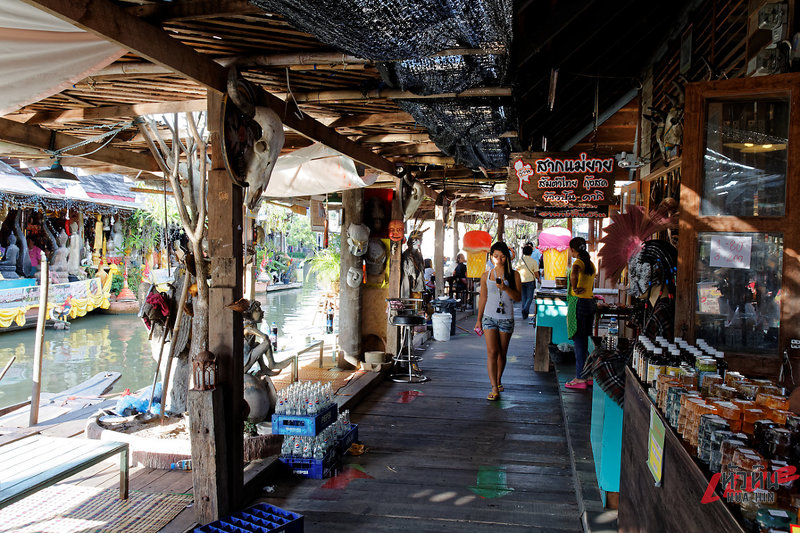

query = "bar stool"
[390,314,429,383]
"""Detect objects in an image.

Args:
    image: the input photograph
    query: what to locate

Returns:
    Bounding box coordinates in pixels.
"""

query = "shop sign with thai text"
[506,152,616,208]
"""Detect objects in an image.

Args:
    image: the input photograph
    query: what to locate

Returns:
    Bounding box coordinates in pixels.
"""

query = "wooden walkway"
[259,314,584,532]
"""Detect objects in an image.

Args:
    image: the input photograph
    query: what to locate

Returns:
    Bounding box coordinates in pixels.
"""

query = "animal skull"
[402,180,424,221]
[347,223,370,256]
[346,266,363,288]
[227,68,285,211]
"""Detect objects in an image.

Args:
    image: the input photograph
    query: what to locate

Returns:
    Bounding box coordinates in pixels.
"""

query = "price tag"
[709,235,751,269]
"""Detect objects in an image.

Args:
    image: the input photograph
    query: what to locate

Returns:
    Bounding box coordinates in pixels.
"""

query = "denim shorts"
[482,316,515,334]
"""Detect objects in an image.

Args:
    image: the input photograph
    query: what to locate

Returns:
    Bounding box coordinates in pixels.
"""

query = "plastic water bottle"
[607,317,619,350]
[170,459,192,471]
[270,322,278,350]
[326,306,334,334]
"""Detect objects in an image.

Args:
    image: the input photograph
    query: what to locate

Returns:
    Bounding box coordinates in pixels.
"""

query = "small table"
[0,435,129,509]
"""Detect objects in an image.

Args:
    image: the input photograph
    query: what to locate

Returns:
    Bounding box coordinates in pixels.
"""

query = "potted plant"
[307,248,341,292]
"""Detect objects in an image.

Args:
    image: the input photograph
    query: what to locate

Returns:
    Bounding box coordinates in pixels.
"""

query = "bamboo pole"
[0,356,15,383]
[29,253,49,427]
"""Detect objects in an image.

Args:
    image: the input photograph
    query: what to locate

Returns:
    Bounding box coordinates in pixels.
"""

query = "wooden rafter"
[287,87,512,103]
[330,112,415,129]
[24,100,208,125]
[126,0,261,21]
[21,0,397,176]
[0,117,159,172]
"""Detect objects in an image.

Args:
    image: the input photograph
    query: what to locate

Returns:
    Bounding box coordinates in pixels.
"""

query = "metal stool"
[390,314,429,383]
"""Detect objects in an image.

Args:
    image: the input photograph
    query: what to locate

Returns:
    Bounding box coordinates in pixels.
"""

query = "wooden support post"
[243,216,256,301]
[452,214,460,264]
[434,201,445,296]
[190,91,244,523]
[338,188,363,368]
[29,253,48,427]
[497,213,505,241]
[385,187,403,357]
[534,326,552,373]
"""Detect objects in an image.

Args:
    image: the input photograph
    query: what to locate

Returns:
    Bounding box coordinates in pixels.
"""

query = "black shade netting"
[397,98,515,169]
[248,0,512,62]
[376,52,507,95]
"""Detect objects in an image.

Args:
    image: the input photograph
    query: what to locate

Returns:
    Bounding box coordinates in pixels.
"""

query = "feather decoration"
[598,200,678,280]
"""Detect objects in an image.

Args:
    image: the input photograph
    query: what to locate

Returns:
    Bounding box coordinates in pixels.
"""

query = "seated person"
[423,258,435,290]
[28,237,42,275]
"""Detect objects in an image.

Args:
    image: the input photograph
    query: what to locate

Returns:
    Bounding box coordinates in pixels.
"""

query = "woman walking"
[475,242,521,400]
[565,237,596,390]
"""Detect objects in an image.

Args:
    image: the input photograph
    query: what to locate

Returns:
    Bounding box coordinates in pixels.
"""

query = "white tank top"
[484,270,514,320]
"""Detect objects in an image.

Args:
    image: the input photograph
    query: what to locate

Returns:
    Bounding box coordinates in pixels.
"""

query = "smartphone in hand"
[474,326,483,336]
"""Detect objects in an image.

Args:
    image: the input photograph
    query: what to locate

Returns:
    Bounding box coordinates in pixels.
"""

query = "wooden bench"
[0,435,129,509]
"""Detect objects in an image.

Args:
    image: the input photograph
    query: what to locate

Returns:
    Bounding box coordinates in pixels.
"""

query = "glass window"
[695,232,782,353]
[702,98,788,217]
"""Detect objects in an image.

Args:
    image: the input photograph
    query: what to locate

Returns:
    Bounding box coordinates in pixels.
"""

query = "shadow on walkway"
[260,313,589,532]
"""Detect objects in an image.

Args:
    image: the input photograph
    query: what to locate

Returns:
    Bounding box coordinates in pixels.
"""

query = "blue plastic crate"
[279,446,338,479]
[194,502,303,533]
[272,403,337,436]
[335,424,358,456]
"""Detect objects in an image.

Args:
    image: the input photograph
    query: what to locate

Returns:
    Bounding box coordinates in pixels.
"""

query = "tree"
[286,214,315,251]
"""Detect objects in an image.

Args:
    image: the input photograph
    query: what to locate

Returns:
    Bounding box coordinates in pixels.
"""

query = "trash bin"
[432,313,452,341]
[431,296,459,336]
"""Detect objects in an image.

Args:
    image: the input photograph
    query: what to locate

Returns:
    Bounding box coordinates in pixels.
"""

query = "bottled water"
[275,381,335,417]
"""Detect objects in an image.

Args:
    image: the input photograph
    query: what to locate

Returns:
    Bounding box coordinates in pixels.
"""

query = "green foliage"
[110,273,124,295]
[127,265,143,297]
[243,419,258,436]
[307,248,341,286]
[286,214,315,250]
[121,209,162,256]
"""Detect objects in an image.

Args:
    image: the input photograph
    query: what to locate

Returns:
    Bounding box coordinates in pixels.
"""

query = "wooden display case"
[677,73,800,379]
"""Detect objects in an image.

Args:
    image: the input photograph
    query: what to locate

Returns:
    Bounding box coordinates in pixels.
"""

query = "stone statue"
[13,213,30,278]
[0,234,20,279]
[400,231,425,297]
[67,221,85,278]
[107,219,124,257]
[49,229,70,284]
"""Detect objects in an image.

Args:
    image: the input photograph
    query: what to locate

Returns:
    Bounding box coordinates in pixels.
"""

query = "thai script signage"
[506,152,616,208]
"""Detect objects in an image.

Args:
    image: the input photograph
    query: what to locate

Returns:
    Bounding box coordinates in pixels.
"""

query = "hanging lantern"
[193,350,217,390]
[462,230,491,278]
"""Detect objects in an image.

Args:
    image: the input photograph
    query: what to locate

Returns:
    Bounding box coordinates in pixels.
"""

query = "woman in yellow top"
[565,237,596,390]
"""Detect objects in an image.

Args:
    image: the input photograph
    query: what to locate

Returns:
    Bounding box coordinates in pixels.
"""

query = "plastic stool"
[390,314,428,383]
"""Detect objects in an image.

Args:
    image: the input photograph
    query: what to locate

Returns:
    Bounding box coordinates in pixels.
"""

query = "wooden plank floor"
[259,314,584,532]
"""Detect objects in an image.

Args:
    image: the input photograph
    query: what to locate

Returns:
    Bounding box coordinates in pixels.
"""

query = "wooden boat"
[0,371,122,431]
[0,265,117,331]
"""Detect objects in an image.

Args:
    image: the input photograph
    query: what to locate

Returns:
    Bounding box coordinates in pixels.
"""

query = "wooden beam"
[330,112,415,129]
[126,0,260,21]
[358,133,430,143]
[388,155,455,166]
[287,87,512,103]
[25,100,208,125]
[379,142,441,156]
[338,189,362,368]
[22,0,397,176]
[0,117,159,172]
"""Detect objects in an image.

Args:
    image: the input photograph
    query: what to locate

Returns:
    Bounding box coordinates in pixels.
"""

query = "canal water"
[0,283,328,410]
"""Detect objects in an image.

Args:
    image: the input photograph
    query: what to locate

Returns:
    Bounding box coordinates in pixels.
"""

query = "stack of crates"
[272,403,360,479]
[194,502,303,533]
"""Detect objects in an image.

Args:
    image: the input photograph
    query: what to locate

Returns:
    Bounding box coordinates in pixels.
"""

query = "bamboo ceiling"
[0,0,705,217]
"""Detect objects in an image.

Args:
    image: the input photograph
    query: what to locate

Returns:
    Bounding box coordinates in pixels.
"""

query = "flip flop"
[586,379,593,386]
[487,392,500,401]
[497,384,504,392]
[565,381,587,390]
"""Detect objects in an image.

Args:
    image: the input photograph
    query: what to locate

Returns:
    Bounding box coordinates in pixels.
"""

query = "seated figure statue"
[67,221,86,279]
[0,234,20,279]
[236,299,293,376]
[49,229,70,284]
[107,219,124,258]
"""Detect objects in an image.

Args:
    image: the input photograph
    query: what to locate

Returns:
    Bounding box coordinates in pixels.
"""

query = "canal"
[0,283,328,409]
